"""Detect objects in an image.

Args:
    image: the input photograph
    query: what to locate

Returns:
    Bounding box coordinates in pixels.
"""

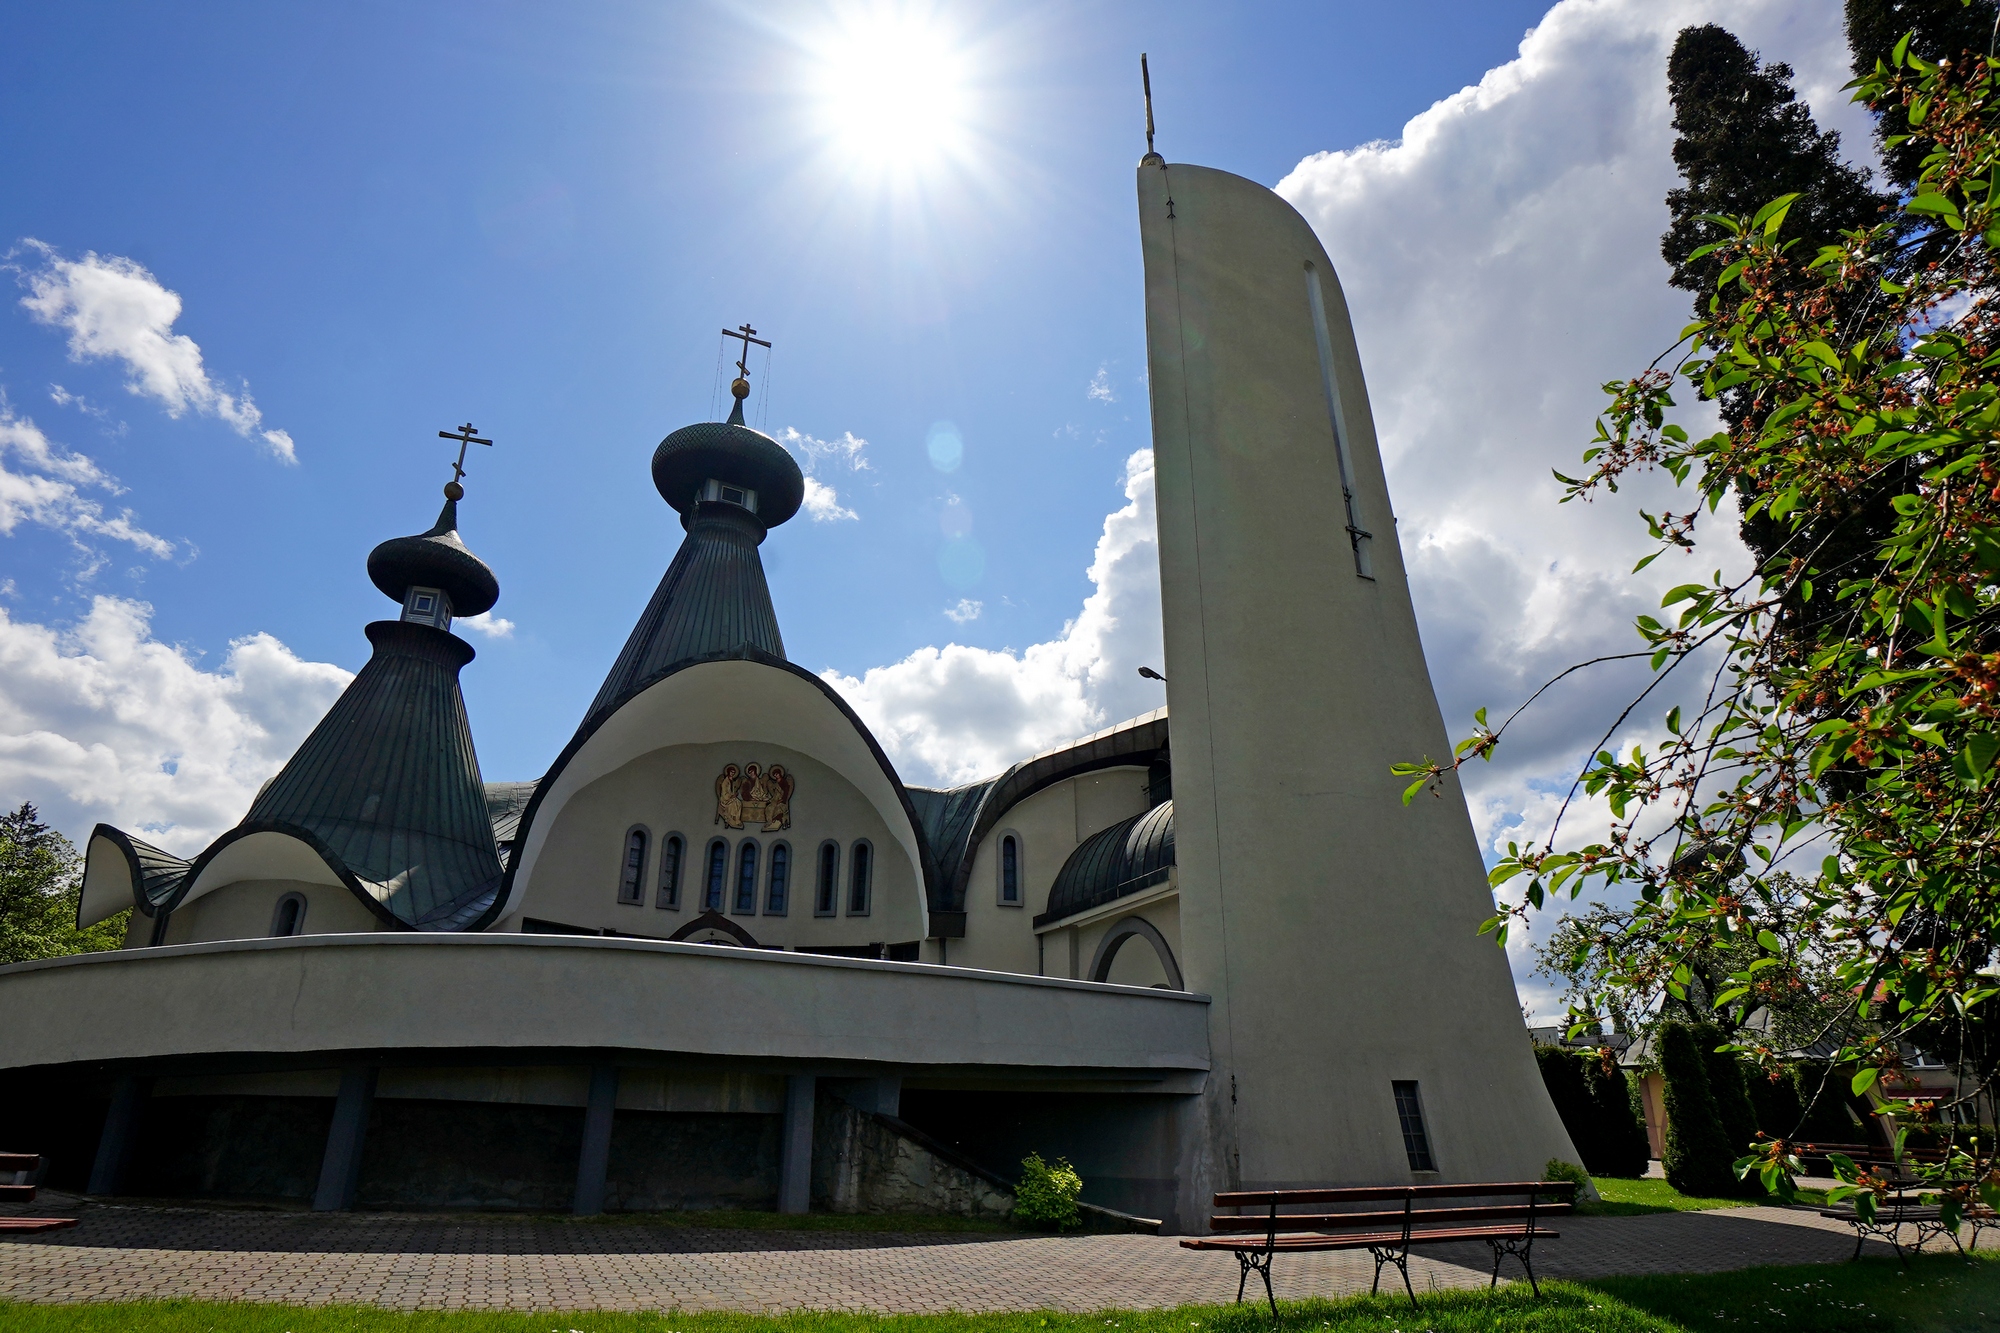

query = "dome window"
[699,478,759,512]
[401,585,453,630]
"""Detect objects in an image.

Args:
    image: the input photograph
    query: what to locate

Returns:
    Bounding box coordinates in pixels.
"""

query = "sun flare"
[811,8,973,172]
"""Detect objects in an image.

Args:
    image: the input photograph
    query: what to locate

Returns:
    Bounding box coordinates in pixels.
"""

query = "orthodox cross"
[437,422,492,487]
[722,323,772,381]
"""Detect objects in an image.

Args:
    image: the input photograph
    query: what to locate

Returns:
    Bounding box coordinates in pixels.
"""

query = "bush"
[1584,1056,1652,1177]
[1692,1022,1760,1184]
[1744,1064,1805,1141]
[1792,1063,1867,1145]
[1659,1022,1739,1197]
[1014,1152,1082,1230]
[1534,1046,1597,1165]
[1542,1157,1589,1189]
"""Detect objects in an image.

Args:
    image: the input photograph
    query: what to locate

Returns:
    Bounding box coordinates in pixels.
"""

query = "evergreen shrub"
[1744,1065,1805,1142]
[1534,1046,1597,1167]
[1692,1022,1760,1185]
[1659,1022,1739,1197]
[1014,1153,1082,1230]
[1583,1055,1652,1177]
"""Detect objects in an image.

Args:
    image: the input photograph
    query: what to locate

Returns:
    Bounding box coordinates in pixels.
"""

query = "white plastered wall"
[1138,160,1579,1206]
[505,660,928,943]
[161,877,383,946]
[944,766,1153,974]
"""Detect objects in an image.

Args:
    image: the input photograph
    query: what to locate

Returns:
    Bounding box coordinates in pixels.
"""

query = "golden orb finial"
[444,480,464,501]
[731,377,751,400]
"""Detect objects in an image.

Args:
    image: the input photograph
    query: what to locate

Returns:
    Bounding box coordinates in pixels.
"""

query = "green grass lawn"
[1580,1176,1829,1217]
[2,1254,1994,1333]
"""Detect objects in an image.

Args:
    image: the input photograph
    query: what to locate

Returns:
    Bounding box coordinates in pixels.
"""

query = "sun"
[810,7,974,172]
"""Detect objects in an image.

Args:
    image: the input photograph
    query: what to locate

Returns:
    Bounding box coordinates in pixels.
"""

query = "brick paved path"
[0,1192,1912,1314]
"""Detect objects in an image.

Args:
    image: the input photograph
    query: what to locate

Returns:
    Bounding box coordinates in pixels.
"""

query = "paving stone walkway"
[0,1192,1921,1313]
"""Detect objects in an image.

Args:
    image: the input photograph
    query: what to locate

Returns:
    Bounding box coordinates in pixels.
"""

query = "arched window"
[733,840,760,914]
[656,834,684,910]
[765,842,791,916]
[269,892,307,937]
[618,827,649,905]
[999,833,1022,906]
[815,841,840,917]
[847,840,872,916]
[704,838,729,912]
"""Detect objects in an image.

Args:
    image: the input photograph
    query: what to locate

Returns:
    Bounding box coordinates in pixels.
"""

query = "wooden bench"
[0,1153,80,1235]
[1180,1181,1576,1313]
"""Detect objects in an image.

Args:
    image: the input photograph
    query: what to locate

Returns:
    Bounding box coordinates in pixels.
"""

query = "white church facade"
[0,156,1578,1230]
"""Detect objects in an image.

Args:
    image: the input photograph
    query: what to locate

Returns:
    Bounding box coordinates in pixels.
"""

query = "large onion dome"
[366,496,500,617]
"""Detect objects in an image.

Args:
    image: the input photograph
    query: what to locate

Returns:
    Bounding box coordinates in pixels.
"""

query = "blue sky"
[0,0,1550,784]
[0,0,1873,1011]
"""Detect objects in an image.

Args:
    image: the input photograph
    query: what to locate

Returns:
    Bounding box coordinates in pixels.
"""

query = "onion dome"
[650,385,805,527]
[366,495,500,618]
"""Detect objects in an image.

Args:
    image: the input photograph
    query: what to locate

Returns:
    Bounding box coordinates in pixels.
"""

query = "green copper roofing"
[366,496,500,617]
[240,619,504,928]
[1035,799,1175,928]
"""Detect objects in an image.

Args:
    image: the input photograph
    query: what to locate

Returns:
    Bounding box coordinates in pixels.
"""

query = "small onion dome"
[366,497,500,617]
[651,420,805,527]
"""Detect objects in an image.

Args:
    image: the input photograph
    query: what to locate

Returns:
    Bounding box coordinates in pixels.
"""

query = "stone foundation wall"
[811,1096,1013,1218]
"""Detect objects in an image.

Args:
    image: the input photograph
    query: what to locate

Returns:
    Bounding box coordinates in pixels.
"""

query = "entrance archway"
[1086,915,1182,990]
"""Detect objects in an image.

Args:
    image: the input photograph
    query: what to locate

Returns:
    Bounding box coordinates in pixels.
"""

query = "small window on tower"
[1392,1080,1437,1172]
[721,485,746,505]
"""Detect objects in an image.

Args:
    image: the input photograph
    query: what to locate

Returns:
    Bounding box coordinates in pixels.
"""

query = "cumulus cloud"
[0,596,352,854]
[1267,0,1865,1015]
[14,240,297,463]
[776,425,868,522]
[0,406,173,561]
[456,610,516,639]
[826,449,1165,785]
[1087,366,1116,403]
[944,598,983,624]
[801,476,858,522]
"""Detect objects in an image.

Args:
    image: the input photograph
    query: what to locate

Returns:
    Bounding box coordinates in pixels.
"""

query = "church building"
[0,153,1579,1230]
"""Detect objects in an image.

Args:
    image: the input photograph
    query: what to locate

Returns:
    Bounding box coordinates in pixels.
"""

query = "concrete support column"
[87,1074,148,1196]
[312,1066,377,1212]
[572,1063,620,1216]
[777,1074,816,1215]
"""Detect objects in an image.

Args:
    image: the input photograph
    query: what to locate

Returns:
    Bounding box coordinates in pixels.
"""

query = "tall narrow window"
[704,838,728,912]
[766,842,790,915]
[734,841,760,914]
[270,892,307,937]
[1392,1081,1436,1171]
[618,829,648,905]
[847,840,872,916]
[1000,834,1021,905]
[656,834,683,910]
[816,842,839,917]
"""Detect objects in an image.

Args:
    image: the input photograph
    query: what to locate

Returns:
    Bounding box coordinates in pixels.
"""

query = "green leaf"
[1401,776,1427,806]
[1752,193,1801,237]
[1757,929,1780,953]
[1852,1067,1879,1097]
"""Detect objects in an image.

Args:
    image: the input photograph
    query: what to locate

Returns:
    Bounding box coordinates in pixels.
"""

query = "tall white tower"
[1137,158,1579,1215]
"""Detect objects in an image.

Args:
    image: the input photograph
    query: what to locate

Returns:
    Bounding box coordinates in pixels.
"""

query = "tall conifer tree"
[1848,0,1999,189]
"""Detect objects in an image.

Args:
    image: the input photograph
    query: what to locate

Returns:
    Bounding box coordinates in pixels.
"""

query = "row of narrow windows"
[620,830,872,917]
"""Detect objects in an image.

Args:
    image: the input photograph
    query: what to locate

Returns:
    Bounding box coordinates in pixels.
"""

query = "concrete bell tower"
[1136,156,1579,1216]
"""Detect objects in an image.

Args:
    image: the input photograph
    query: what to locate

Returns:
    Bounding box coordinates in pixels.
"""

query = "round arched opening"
[1087,915,1182,990]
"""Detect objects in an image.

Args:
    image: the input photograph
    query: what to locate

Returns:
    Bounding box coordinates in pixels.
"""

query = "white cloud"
[14,240,297,464]
[1087,366,1116,403]
[1266,0,1865,1018]
[801,476,858,522]
[826,449,1165,785]
[944,598,983,624]
[456,610,516,639]
[775,426,871,472]
[0,596,351,854]
[0,405,173,561]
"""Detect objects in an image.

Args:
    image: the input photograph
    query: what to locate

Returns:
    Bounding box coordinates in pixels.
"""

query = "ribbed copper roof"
[240,619,504,928]
[579,506,785,729]
[1035,800,1175,928]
